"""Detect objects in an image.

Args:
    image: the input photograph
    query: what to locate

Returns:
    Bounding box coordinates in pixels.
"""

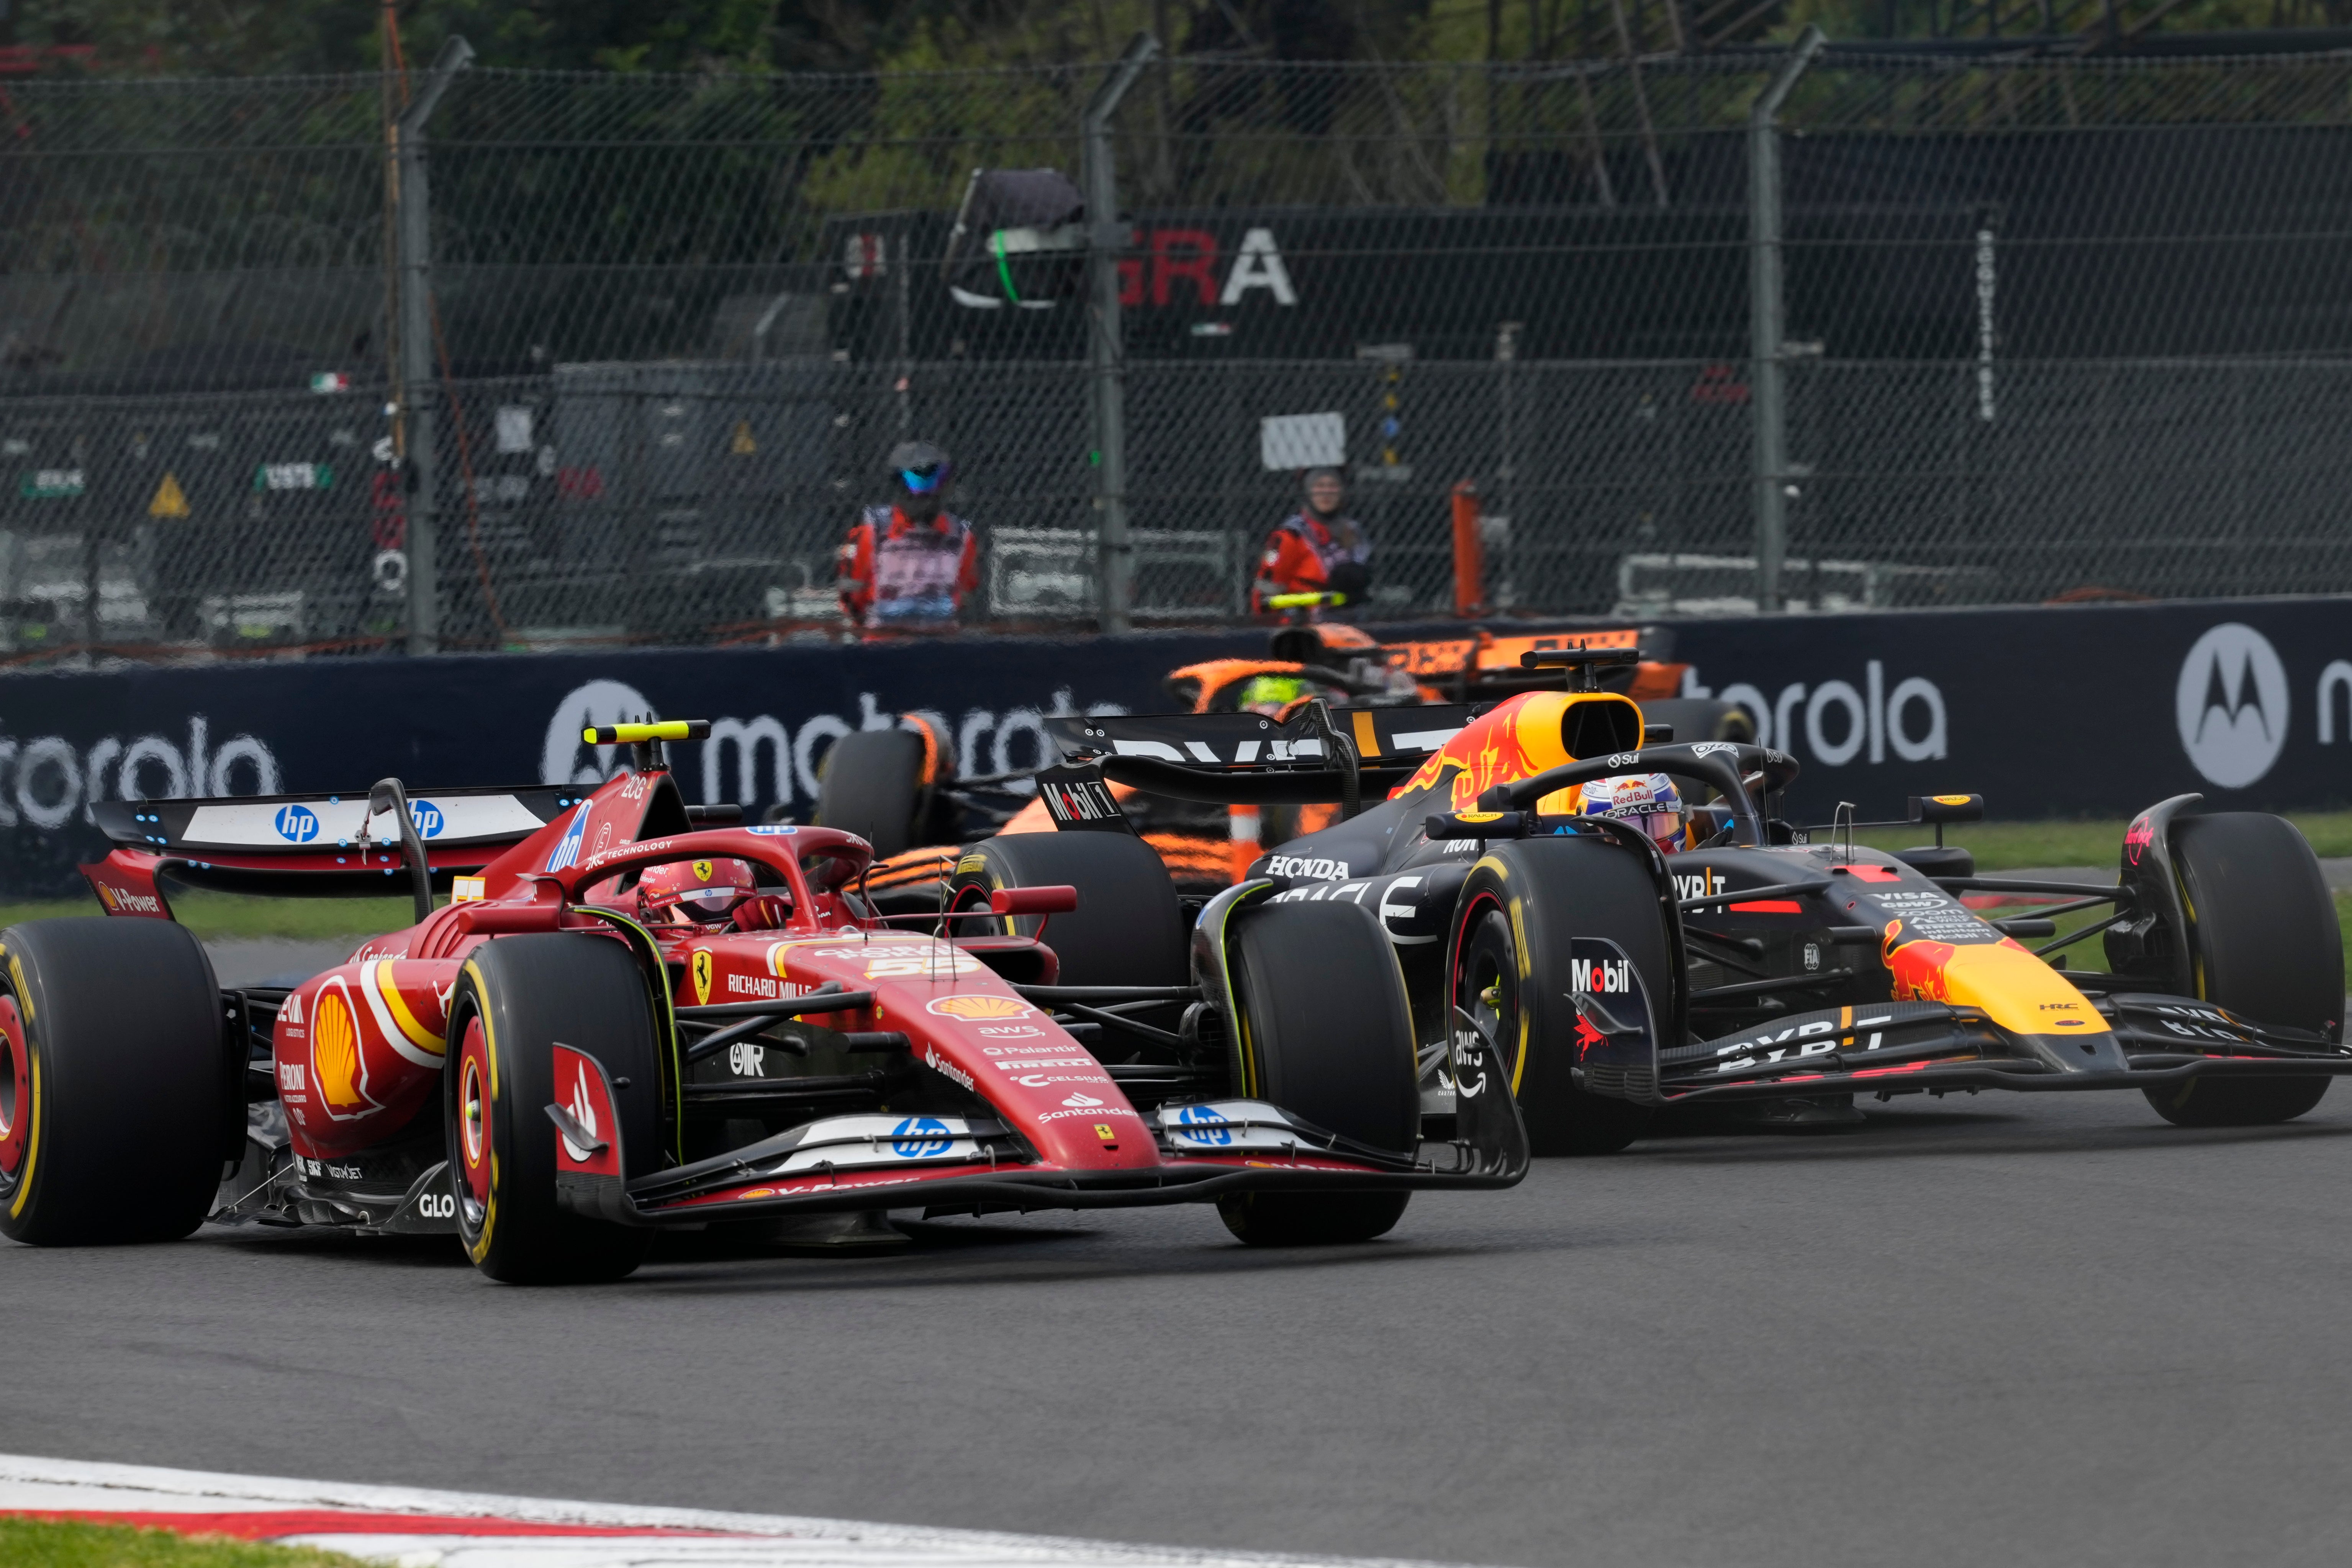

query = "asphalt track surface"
[10,1078,2352,1568]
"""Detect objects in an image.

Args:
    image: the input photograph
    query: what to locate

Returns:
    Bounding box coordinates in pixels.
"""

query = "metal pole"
[1748,26,1823,616]
[395,36,475,655]
[1082,31,1160,635]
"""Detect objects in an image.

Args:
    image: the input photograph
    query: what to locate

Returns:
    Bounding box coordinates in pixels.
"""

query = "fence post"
[394,37,475,655]
[1082,32,1160,636]
[1748,26,1823,616]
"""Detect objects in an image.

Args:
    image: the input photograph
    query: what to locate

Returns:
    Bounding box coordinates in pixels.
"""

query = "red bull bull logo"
[1885,930,1959,1004]
[1396,691,1643,812]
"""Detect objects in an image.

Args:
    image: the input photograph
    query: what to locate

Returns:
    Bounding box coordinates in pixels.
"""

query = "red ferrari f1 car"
[5,722,1524,1282]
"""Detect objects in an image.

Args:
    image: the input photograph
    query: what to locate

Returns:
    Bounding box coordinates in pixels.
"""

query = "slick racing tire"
[1215,900,1419,1247]
[445,934,665,1284]
[1448,839,1662,1156]
[0,918,227,1246]
[947,831,1188,990]
[1636,698,1755,748]
[2142,812,2344,1128]
[812,728,931,860]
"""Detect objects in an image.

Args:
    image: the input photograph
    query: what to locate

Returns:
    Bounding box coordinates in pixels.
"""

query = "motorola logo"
[2176,623,2289,788]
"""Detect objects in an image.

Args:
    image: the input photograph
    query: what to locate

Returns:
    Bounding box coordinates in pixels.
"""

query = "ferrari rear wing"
[86,783,580,903]
[95,784,575,858]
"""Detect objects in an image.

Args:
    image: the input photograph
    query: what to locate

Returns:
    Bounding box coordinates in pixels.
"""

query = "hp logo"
[274,804,319,843]
[409,800,445,838]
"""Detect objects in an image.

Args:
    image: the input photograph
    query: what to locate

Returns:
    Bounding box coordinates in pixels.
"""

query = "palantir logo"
[2176,623,2289,788]
[274,804,319,843]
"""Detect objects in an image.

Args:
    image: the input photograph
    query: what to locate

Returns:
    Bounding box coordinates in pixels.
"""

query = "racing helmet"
[1578,772,1689,853]
[639,857,758,925]
[886,439,952,497]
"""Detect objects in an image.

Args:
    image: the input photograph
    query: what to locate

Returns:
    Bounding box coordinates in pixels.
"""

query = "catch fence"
[4,45,2352,656]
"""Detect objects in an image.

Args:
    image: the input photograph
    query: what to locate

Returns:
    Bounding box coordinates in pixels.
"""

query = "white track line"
[0,1455,1499,1568]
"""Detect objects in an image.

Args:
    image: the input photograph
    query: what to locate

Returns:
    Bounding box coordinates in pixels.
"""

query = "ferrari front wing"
[545,1031,1528,1226]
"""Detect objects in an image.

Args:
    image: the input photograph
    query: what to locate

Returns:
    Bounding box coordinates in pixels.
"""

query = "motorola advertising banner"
[0,595,2345,897]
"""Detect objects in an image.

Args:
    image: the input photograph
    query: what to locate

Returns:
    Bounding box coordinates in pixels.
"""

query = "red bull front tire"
[2139,812,2345,1128]
[1446,838,1662,1156]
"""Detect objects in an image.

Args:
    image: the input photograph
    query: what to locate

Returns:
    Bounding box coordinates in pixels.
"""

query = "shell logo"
[311,988,376,1120]
[927,995,1034,1021]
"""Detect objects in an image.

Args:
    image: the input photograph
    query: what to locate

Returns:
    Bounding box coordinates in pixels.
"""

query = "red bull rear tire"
[2142,811,2344,1128]
[1216,899,1419,1245]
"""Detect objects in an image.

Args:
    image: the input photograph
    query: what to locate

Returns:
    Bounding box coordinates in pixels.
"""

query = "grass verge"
[0,890,415,942]
[1851,810,2352,871]
[0,1516,370,1568]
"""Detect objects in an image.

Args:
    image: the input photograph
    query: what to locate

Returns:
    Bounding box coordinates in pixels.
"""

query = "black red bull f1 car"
[4,722,1523,1282]
[940,648,2350,1154]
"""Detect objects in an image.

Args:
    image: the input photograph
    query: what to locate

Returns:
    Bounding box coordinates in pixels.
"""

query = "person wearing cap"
[1251,466,1371,617]
[837,440,981,632]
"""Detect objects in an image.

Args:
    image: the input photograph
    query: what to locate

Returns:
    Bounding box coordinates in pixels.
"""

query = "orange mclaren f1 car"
[817,621,1756,912]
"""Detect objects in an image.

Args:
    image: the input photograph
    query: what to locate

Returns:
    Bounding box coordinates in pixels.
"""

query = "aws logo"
[2176,624,2289,788]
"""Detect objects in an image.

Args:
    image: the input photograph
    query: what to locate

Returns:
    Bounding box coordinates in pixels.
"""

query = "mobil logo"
[1571,955,1633,995]
[2176,623,2290,788]
[1175,1103,1233,1147]
[409,800,445,838]
[889,1116,955,1158]
[274,804,320,843]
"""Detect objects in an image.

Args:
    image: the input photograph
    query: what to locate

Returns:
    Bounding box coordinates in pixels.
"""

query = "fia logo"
[2177,623,2288,788]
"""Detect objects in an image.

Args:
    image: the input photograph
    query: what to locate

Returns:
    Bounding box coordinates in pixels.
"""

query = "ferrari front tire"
[2143,812,2344,1128]
[1215,900,1417,1246]
[0,918,227,1246]
[445,934,664,1283]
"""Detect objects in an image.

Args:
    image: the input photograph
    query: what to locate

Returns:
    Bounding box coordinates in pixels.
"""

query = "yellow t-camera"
[583,720,713,745]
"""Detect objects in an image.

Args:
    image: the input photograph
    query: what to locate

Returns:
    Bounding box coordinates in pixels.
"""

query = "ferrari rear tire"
[948,831,1187,989]
[1448,840,1662,1156]
[2142,812,2344,1128]
[0,918,226,1246]
[445,934,665,1283]
[1215,900,1417,1246]
[813,728,930,859]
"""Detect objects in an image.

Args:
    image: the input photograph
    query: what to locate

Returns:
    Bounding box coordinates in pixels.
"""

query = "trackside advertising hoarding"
[2,596,2347,897]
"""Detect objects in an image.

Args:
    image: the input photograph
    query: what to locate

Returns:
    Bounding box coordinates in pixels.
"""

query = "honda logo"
[2176,623,2289,788]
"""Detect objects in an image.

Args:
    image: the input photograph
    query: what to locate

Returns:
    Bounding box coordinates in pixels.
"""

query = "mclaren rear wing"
[1042,706,1475,809]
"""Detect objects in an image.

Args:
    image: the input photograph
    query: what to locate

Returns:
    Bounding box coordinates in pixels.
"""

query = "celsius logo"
[274,804,319,843]
[2177,624,2289,787]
